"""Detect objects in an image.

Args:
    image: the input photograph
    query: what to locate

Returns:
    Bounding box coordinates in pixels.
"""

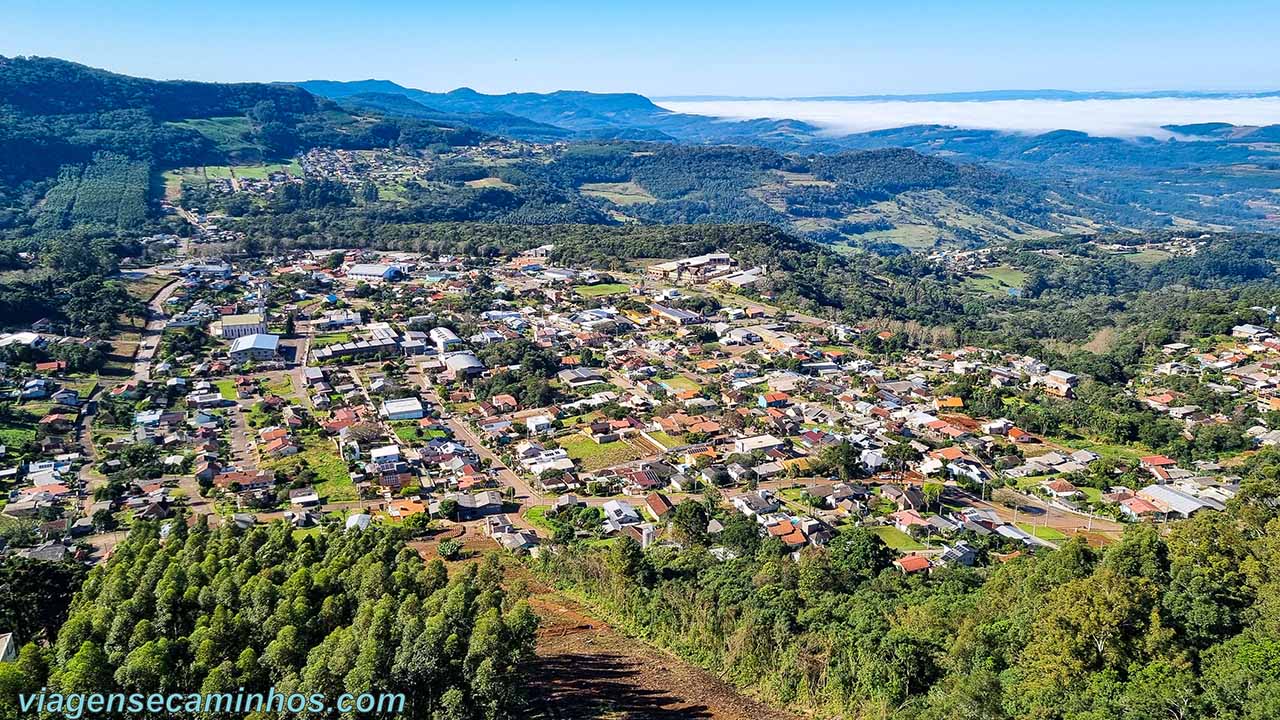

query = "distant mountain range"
[654,89,1280,102]
[294,79,824,144]
[295,78,1280,151]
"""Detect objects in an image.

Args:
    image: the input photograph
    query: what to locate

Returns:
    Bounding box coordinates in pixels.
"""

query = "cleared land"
[574,283,630,298]
[263,434,355,501]
[659,375,702,394]
[464,177,516,189]
[964,265,1029,296]
[870,525,927,551]
[559,434,645,472]
[579,181,657,206]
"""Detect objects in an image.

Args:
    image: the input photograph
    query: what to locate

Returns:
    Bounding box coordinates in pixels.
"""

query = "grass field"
[659,375,702,394]
[870,525,926,551]
[1044,433,1146,462]
[524,505,555,533]
[165,117,259,156]
[559,434,645,472]
[646,430,683,449]
[264,435,355,501]
[0,426,36,450]
[313,332,354,347]
[214,379,238,400]
[392,422,447,444]
[123,273,174,302]
[1121,249,1172,267]
[464,177,516,189]
[579,181,657,206]
[574,283,631,298]
[1016,522,1069,542]
[263,377,293,397]
[228,161,303,180]
[964,265,1029,297]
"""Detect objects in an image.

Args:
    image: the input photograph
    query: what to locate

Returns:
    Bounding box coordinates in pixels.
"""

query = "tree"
[437,538,462,561]
[1163,511,1252,648]
[669,501,708,545]
[923,482,944,513]
[609,536,645,580]
[827,527,894,589]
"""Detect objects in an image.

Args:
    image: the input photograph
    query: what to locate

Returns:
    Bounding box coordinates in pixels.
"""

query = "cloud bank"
[658,97,1280,138]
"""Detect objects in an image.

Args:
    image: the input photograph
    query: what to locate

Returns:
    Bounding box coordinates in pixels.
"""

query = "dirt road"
[528,588,798,720]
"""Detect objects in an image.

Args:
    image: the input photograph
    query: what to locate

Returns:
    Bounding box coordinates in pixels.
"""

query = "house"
[733,434,785,454]
[758,392,790,408]
[881,484,925,511]
[731,491,779,517]
[1139,454,1178,470]
[315,308,362,331]
[893,555,932,574]
[381,396,425,421]
[212,469,276,492]
[1041,478,1083,499]
[289,487,320,507]
[557,367,605,388]
[602,500,642,532]
[370,445,401,467]
[939,541,979,566]
[1042,370,1079,398]
[452,490,505,520]
[644,492,675,521]
[496,530,540,553]
[891,509,930,533]
[526,414,555,435]
[228,333,280,362]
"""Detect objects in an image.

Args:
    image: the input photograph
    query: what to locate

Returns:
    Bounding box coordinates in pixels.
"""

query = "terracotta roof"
[895,555,931,573]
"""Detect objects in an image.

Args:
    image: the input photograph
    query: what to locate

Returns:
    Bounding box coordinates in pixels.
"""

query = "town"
[4,242,1276,574]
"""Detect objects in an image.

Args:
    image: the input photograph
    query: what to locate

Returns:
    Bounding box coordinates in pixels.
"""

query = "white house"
[734,434,785,454]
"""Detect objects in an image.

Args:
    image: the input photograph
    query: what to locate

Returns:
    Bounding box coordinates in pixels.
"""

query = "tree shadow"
[531,651,714,719]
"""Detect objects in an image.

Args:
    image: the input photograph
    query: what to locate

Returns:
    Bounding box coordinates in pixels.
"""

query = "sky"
[4,0,1279,97]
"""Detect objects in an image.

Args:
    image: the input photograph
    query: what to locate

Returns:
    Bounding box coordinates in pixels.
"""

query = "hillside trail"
[419,534,801,720]
[526,586,801,720]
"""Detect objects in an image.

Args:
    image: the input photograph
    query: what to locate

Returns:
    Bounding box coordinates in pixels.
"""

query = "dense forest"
[0,519,537,720]
[535,469,1280,720]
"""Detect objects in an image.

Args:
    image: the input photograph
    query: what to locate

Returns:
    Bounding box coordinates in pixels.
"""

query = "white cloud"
[657,97,1280,138]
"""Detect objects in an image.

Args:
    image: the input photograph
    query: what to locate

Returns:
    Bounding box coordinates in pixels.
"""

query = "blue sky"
[4,0,1278,96]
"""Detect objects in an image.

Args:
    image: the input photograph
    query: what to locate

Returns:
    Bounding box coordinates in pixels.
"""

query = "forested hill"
[0,56,481,192]
[300,78,1280,231]
[0,55,319,118]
